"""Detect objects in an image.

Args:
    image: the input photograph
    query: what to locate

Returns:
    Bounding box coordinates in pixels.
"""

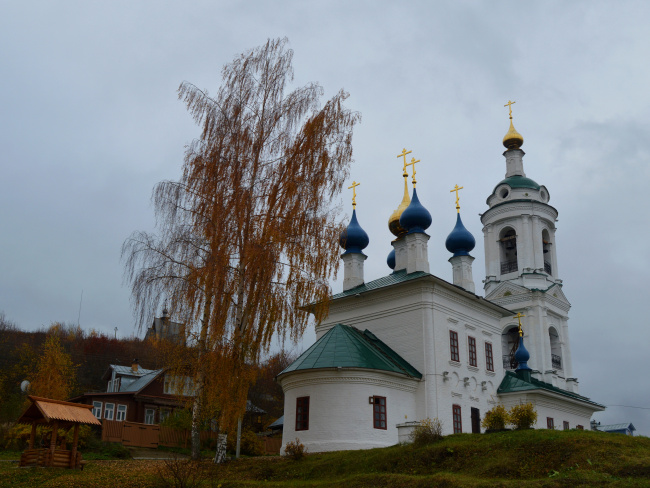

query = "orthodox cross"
[406,157,420,186]
[397,148,412,175]
[450,184,464,213]
[514,312,525,337]
[504,100,516,119]
[348,180,360,208]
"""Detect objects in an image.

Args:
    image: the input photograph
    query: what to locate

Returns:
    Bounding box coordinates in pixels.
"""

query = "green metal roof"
[497,371,604,408]
[493,175,541,192]
[331,270,429,299]
[278,323,422,379]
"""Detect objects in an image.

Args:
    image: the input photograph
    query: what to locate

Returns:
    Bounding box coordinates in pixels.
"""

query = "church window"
[542,229,552,275]
[452,405,462,433]
[549,327,562,370]
[468,337,477,367]
[502,326,520,369]
[576,425,584,430]
[485,342,494,371]
[563,421,570,430]
[449,331,460,362]
[499,228,518,274]
[372,396,387,429]
[296,397,310,431]
[547,417,554,429]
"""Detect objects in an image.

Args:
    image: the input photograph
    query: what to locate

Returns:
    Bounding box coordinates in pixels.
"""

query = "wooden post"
[49,421,58,467]
[70,424,79,469]
[28,423,36,449]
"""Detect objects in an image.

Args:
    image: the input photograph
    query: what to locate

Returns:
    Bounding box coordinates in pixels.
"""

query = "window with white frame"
[92,401,103,419]
[145,408,155,424]
[163,375,195,396]
[160,408,171,423]
[116,404,127,421]
[104,403,115,421]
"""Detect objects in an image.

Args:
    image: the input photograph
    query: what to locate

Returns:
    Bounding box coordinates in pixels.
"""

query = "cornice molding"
[279,370,421,393]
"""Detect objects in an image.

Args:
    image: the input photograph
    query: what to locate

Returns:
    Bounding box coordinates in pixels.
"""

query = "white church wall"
[278,369,419,453]
[499,392,599,431]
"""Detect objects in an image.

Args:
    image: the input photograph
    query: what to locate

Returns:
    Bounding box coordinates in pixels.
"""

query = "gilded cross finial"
[348,180,360,209]
[450,184,464,213]
[397,148,412,175]
[406,157,420,187]
[504,100,516,119]
[514,312,525,337]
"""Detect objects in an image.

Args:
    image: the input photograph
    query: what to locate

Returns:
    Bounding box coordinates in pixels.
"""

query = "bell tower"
[481,102,577,392]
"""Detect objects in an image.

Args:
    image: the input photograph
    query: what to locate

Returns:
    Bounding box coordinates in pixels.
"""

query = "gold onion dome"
[388,175,411,237]
[503,119,524,149]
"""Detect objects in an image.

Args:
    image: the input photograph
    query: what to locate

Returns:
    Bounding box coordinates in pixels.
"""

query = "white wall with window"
[104,403,115,421]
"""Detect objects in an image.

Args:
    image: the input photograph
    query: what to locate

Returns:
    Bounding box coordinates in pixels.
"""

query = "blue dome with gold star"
[445,213,475,257]
[339,210,369,254]
[399,189,432,234]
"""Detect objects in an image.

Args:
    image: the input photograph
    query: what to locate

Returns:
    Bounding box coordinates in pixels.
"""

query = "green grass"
[0,429,649,487]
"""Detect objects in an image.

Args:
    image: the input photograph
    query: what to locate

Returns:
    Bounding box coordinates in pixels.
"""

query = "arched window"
[549,327,562,370]
[499,227,518,274]
[542,229,552,275]
[501,325,519,370]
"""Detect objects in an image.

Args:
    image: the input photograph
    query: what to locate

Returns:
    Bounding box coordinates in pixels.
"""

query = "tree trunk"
[190,290,212,460]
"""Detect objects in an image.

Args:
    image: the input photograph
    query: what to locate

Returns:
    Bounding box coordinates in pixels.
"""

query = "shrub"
[509,402,537,430]
[409,417,443,446]
[283,438,306,461]
[156,456,209,488]
[482,405,509,431]
[226,428,263,456]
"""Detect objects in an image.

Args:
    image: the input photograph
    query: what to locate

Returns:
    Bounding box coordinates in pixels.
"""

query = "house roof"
[330,269,512,316]
[120,369,164,392]
[497,371,605,408]
[269,415,283,430]
[596,423,636,432]
[18,396,101,426]
[278,323,422,379]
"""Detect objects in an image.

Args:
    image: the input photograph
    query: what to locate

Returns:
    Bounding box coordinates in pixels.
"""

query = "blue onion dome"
[445,213,476,257]
[387,248,396,270]
[515,335,532,371]
[399,188,432,234]
[339,209,369,254]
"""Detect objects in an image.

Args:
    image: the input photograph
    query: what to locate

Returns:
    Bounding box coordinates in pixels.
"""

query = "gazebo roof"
[17,396,101,426]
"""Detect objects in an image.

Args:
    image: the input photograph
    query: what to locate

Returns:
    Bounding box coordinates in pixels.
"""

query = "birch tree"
[122,38,359,459]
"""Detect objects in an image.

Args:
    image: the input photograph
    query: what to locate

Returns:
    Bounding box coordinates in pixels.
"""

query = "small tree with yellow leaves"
[30,331,76,400]
[509,402,537,430]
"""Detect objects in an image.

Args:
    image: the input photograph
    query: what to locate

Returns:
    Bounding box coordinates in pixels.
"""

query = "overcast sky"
[1,1,649,435]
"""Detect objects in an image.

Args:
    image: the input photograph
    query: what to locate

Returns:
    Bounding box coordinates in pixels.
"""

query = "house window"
[104,403,115,421]
[468,336,477,367]
[452,404,462,433]
[563,421,570,431]
[160,408,171,423]
[164,375,195,396]
[547,417,554,429]
[92,401,103,419]
[116,404,127,421]
[449,331,460,362]
[296,397,309,431]
[485,342,494,372]
[145,408,155,424]
[372,396,387,430]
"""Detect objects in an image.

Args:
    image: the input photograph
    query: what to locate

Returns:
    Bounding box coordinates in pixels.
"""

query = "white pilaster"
[342,253,367,291]
[392,238,408,272]
[448,255,475,294]
[405,232,430,274]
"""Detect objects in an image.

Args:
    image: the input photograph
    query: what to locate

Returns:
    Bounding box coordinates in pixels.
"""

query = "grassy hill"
[1,429,649,487]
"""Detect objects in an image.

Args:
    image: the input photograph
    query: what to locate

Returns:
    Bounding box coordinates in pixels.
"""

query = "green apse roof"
[493,175,541,192]
[331,269,428,299]
[278,324,422,379]
[497,371,604,408]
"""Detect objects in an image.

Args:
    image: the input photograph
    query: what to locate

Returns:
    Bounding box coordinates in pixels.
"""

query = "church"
[277,105,604,453]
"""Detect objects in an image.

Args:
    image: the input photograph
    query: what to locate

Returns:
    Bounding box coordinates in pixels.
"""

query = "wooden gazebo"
[16,396,101,469]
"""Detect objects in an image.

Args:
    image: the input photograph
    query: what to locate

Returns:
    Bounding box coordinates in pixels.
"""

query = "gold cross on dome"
[397,148,412,174]
[513,312,525,337]
[348,180,360,208]
[504,100,516,119]
[405,157,420,186]
[450,184,464,213]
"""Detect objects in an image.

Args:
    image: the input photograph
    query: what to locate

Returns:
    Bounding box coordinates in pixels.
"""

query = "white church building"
[277,109,604,453]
